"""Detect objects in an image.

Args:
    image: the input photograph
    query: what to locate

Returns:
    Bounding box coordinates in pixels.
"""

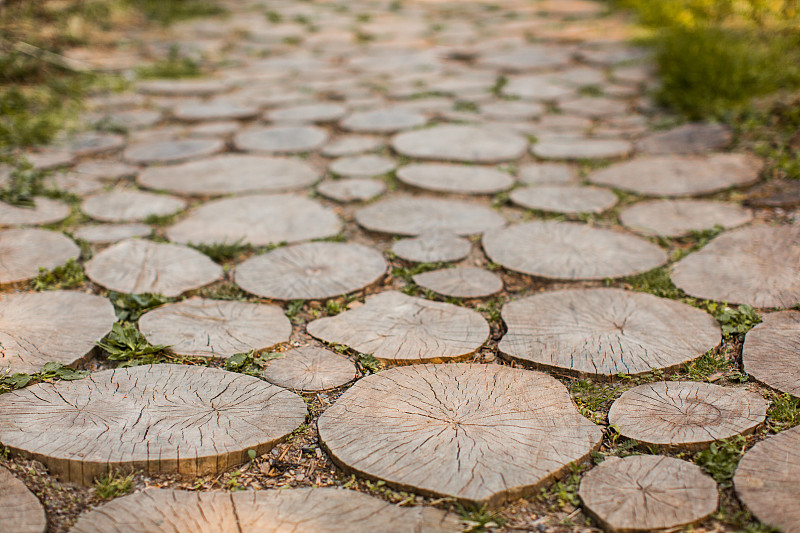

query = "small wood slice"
[480,100,544,121]
[0,364,306,485]
[234,126,329,154]
[139,298,291,358]
[502,75,576,100]
[391,125,528,163]
[188,120,240,138]
[322,136,385,157]
[483,221,667,280]
[742,311,800,396]
[0,229,79,284]
[0,467,46,533]
[478,45,573,72]
[499,288,721,378]
[636,123,731,155]
[532,138,632,160]
[267,103,348,124]
[510,185,618,214]
[123,139,224,165]
[396,163,514,195]
[82,191,186,222]
[262,347,358,392]
[329,155,396,178]
[619,200,753,237]
[518,163,578,185]
[85,239,223,297]
[745,179,800,208]
[392,231,472,263]
[137,79,230,96]
[734,425,800,533]
[671,225,800,308]
[74,161,139,181]
[166,194,342,246]
[317,178,386,203]
[46,172,104,195]
[579,455,718,532]
[68,132,126,157]
[413,267,502,298]
[318,363,602,505]
[73,223,151,244]
[341,108,427,133]
[26,151,75,170]
[558,97,628,119]
[608,381,768,450]
[173,100,260,122]
[0,197,70,226]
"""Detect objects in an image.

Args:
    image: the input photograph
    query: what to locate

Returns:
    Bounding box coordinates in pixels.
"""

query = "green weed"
[189,238,252,263]
[459,504,507,532]
[285,299,305,323]
[126,0,227,26]
[224,350,282,377]
[476,296,504,324]
[96,322,170,367]
[621,267,683,299]
[356,353,383,375]
[94,470,134,500]
[694,435,747,488]
[767,393,800,431]
[136,46,202,79]
[0,361,89,394]
[570,380,618,423]
[702,302,761,338]
[194,281,249,301]
[392,262,446,282]
[108,292,170,321]
[31,258,86,291]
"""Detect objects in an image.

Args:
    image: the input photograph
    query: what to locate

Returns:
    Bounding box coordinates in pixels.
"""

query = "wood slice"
[478,45,573,72]
[0,197,70,226]
[396,163,514,195]
[329,155,396,178]
[391,125,528,163]
[413,267,502,298]
[188,120,240,138]
[267,103,348,124]
[518,163,578,185]
[172,100,260,122]
[92,109,162,131]
[317,178,386,203]
[341,108,427,133]
[307,291,489,365]
[26,150,75,170]
[499,288,721,378]
[123,139,224,165]
[46,172,104,195]
[73,223,151,244]
[636,123,731,155]
[579,455,718,532]
[68,132,126,157]
[510,185,618,214]
[318,363,602,505]
[392,230,472,263]
[531,138,633,160]
[558,97,628,119]
[71,487,461,533]
[619,200,753,237]
[745,179,800,208]
[734,425,800,533]
[0,364,306,485]
[137,79,230,96]
[0,229,79,284]
[483,221,667,280]
[671,225,800,308]
[608,381,768,450]
[85,239,223,297]
[742,311,800,396]
[74,161,139,181]
[234,126,329,154]
[0,467,46,533]
[322,135,385,157]
[262,347,358,392]
[480,100,545,121]
[166,194,342,246]
[82,191,186,222]
[502,75,576,100]
[139,298,291,358]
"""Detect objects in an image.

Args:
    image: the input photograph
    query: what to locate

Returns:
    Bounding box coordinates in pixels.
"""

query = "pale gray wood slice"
[502,75,576,100]
[267,103,348,124]
[188,120,240,138]
[671,225,800,308]
[391,125,528,163]
[499,288,721,377]
[321,136,385,157]
[636,123,732,155]
[123,139,224,165]
[307,291,489,365]
[734,425,800,533]
[0,364,306,485]
[619,200,753,237]
[137,79,230,96]
[45,172,105,195]
[579,455,718,532]
[478,45,573,72]
[139,298,291,358]
[262,347,358,392]
[558,97,629,118]
[92,109,162,130]
[85,239,223,297]
[532,138,632,160]
[318,363,603,505]
[0,229,79,284]
[608,381,768,450]
[518,163,578,185]
[0,197,70,226]
[480,100,545,121]
[235,242,387,300]
[577,45,650,66]
[413,267,502,298]
[397,163,514,194]
[392,230,472,263]
[68,132,126,157]
[82,191,186,222]
[742,311,800,396]
[0,467,46,533]
[329,155,396,178]
[588,154,762,196]
[137,154,320,196]
[71,487,462,533]
[234,126,329,154]
[74,161,139,181]
[510,185,618,214]
[341,108,427,133]
[317,178,386,202]
[173,100,260,122]
[26,151,75,170]
[73,223,152,244]
[356,196,505,236]
[483,221,667,280]
[166,194,342,246]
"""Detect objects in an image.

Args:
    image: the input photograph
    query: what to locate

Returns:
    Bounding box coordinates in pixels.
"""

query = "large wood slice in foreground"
[0,228,79,284]
[742,311,800,396]
[0,467,46,533]
[262,347,358,392]
[318,364,602,506]
[391,125,527,163]
[0,364,306,485]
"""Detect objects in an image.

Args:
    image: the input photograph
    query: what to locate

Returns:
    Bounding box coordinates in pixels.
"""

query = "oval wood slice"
[671,225,800,308]
[82,190,186,222]
[397,163,514,195]
[413,267,502,298]
[234,126,329,154]
[341,108,427,133]
[392,230,472,263]
[137,79,230,96]
[636,123,731,155]
[318,363,602,505]
[0,197,70,226]
[173,100,260,122]
[499,288,721,378]
[317,178,386,203]
[608,381,768,450]
[123,139,224,165]
[478,45,573,72]
[557,97,628,119]
[262,347,358,392]
[46,172,104,195]
[518,163,578,185]
[510,185,618,214]
[68,132,126,157]
[481,100,544,121]
[328,155,396,178]
[0,467,46,533]
[619,200,753,237]
[531,138,632,160]
[73,161,139,181]
[85,239,223,297]
[391,125,528,163]
[73,223,151,244]
[0,229,79,284]
[579,455,718,532]
[0,364,306,485]
[267,103,348,124]
[502,75,576,100]
[322,136,385,157]
[26,150,75,170]
[235,242,387,300]
[307,291,489,365]
[742,311,800,396]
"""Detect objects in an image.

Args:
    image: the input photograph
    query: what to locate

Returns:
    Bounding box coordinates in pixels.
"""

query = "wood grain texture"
[478,45,572,72]
[396,163,514,194]
[510,185,618,214]
[0,364,306,485]
[328,155,396,178]
[619,199,752,237]
[413,267,503,298]
[172,100,259,122]
[392,230,472,263]
[123,139,224,165]
[321,135,384,157]
[136,79,230,96]
[267,103,347,123]
[234,126,329,154]
[0,228,79,284]
[518,162,578,185]
[0,467,46,533]
[317,178,386,202]
[68,132,126,157]
[82,190,186,222]
[531,138,632,160]
[341,108,427,133]
[73,223,151,244]
[635,123,731,155]
[391,125,528,163]
[318,363,603,506]
[742,311,800,396]
[262,347,357,392]
[0,197,70,226]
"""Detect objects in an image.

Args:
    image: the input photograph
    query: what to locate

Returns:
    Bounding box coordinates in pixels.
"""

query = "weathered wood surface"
[518,162,578,185]
[0,229,79,284]
[172,100,260,122]
[73,223,151,244]
[317,178,386,202]
[321,136,384,157]
[82,190,186,222]
[531,138,632,160]
[0,467,47,533]
[136,79,230,96]
[558,97,628,118]
[391,125,527,163]
[742,311,800,396]
[68,132,126,157]
[510,185,618,214]
[341,108,427,133]
[234,126,329,154]
[502,75,576,100]
[267,103,348,123]
[328,155,396,178]
[262,347,358,392]
[391,230,471,263]
[0,197,70,226]
[619,199,752,237]
[478,45,572,72]
[413,267,503,298]
[396,163,514,194]
[73,161,138,181]
[123,139,224,165]
[635,123,731,154]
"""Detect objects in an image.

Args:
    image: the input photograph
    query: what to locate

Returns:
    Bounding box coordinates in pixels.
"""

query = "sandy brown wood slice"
[0,467,46,533]
[234,126,329,154]
[413,267,502,298]
[671,225,800,308]
[319,363,602,505]
[636,123,732,155]
[396,163,514,194]
[307,291,489,365]
[483,221,667,280]
[518,163,578,185]
[317,178,386,202]
[0,197,70,226]
[70,487,462,533]
[742,311,800,396]
[579,455,718,532]
[172,100,260,122]
[328,155,396,178]
[341,108,427,133]
[85,239,223,297]
[510,185,618,214]
[608,381,767,450]
[391,125,528,163]
[499,288,721,377]
[73,223,151,244]
[74,161,139,181]
[139,298,291,358]
[480,100,545,121]
[392,230,472,263]
[267,103,348,124]
[46,172,105,195]
[68,132,126,157]
[502,75,576,100]
[619,200,753,237]
[166,194,342,246]
[26,151,75,170]
[734,425,800,533]
[123,139,224,165]
[82,191,186,222]
[321,136,385,157]
[532,138,632,160]
[137,79,230,96]
[588,154,762,197]
[0,364,306,485]
[0,229,79,284]
[262,347,358,392]
[478,45,573,72]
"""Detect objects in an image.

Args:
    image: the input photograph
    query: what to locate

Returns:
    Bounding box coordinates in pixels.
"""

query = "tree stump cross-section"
[742,310,800,397]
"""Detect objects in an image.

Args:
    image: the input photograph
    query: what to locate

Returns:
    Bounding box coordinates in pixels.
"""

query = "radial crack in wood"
[391,230,472,263]
[413,267,503,298]
[262,347,358,392]
[0,229,79,284]
[742,311,800,397]
[0,467,46,533]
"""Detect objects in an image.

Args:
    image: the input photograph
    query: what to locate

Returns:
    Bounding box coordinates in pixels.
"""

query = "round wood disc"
[137,154,320,196]
[671,225,800,308]
[0,229,79,284]
[742,311,800,396]
[262,347,358,392]
[499,288,721,377]
[26,150,75,170]
[322,135,385,157]
[85,239,223,297]
[0,197,70,226]
[71,487,461,533]
[137,79,230,96]
[341,108,427,133]
[46,172,104,195]
[356,196,505,236]
[73,223,151,244]
[558,97,629,118]
[267,103,348,124]
[510,185,618,214]
[531,138,632,160]
[329,155,396,178]
[391,125,528,163]
[235,242,386,300]
[413,267,502,298]
[82,191,186,222]
[579,455,718,532]
[173,100,260,122]
[139,298,291,358]
[68,132,126,157]
[608,381,768,450]
[74,161,139,181]
[123,139,224,165]
[478,45,573,72]
[483,221,667,280]
[308,291,489,365]
[318,363,602,505]
[480,100,544,121]
[166,194,342,246]
[392,230,472,263]
[0,364,306,485]
[317,178,387,202]
[619,200,753,237]
[396,163,514,194]
[636,123,731,155]
[234,126,329,154]
[734,425,800,533]
[588,154,762,196]
[0,467,46,533]
[502,75,576,100]
[518,163,578,185]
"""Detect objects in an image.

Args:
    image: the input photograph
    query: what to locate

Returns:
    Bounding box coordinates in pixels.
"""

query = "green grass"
[108,292,171,321]
[96,322,170,367]
[136,45,202,79]
[94,470,134,500]
[621,267,683,299]
[189,238,252,263]
[125,0,227,26]
[459,504,507,532]
[693,435,747,488]
[31,258,86,291]
[224,350,282,377]
[767,393,800,431]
